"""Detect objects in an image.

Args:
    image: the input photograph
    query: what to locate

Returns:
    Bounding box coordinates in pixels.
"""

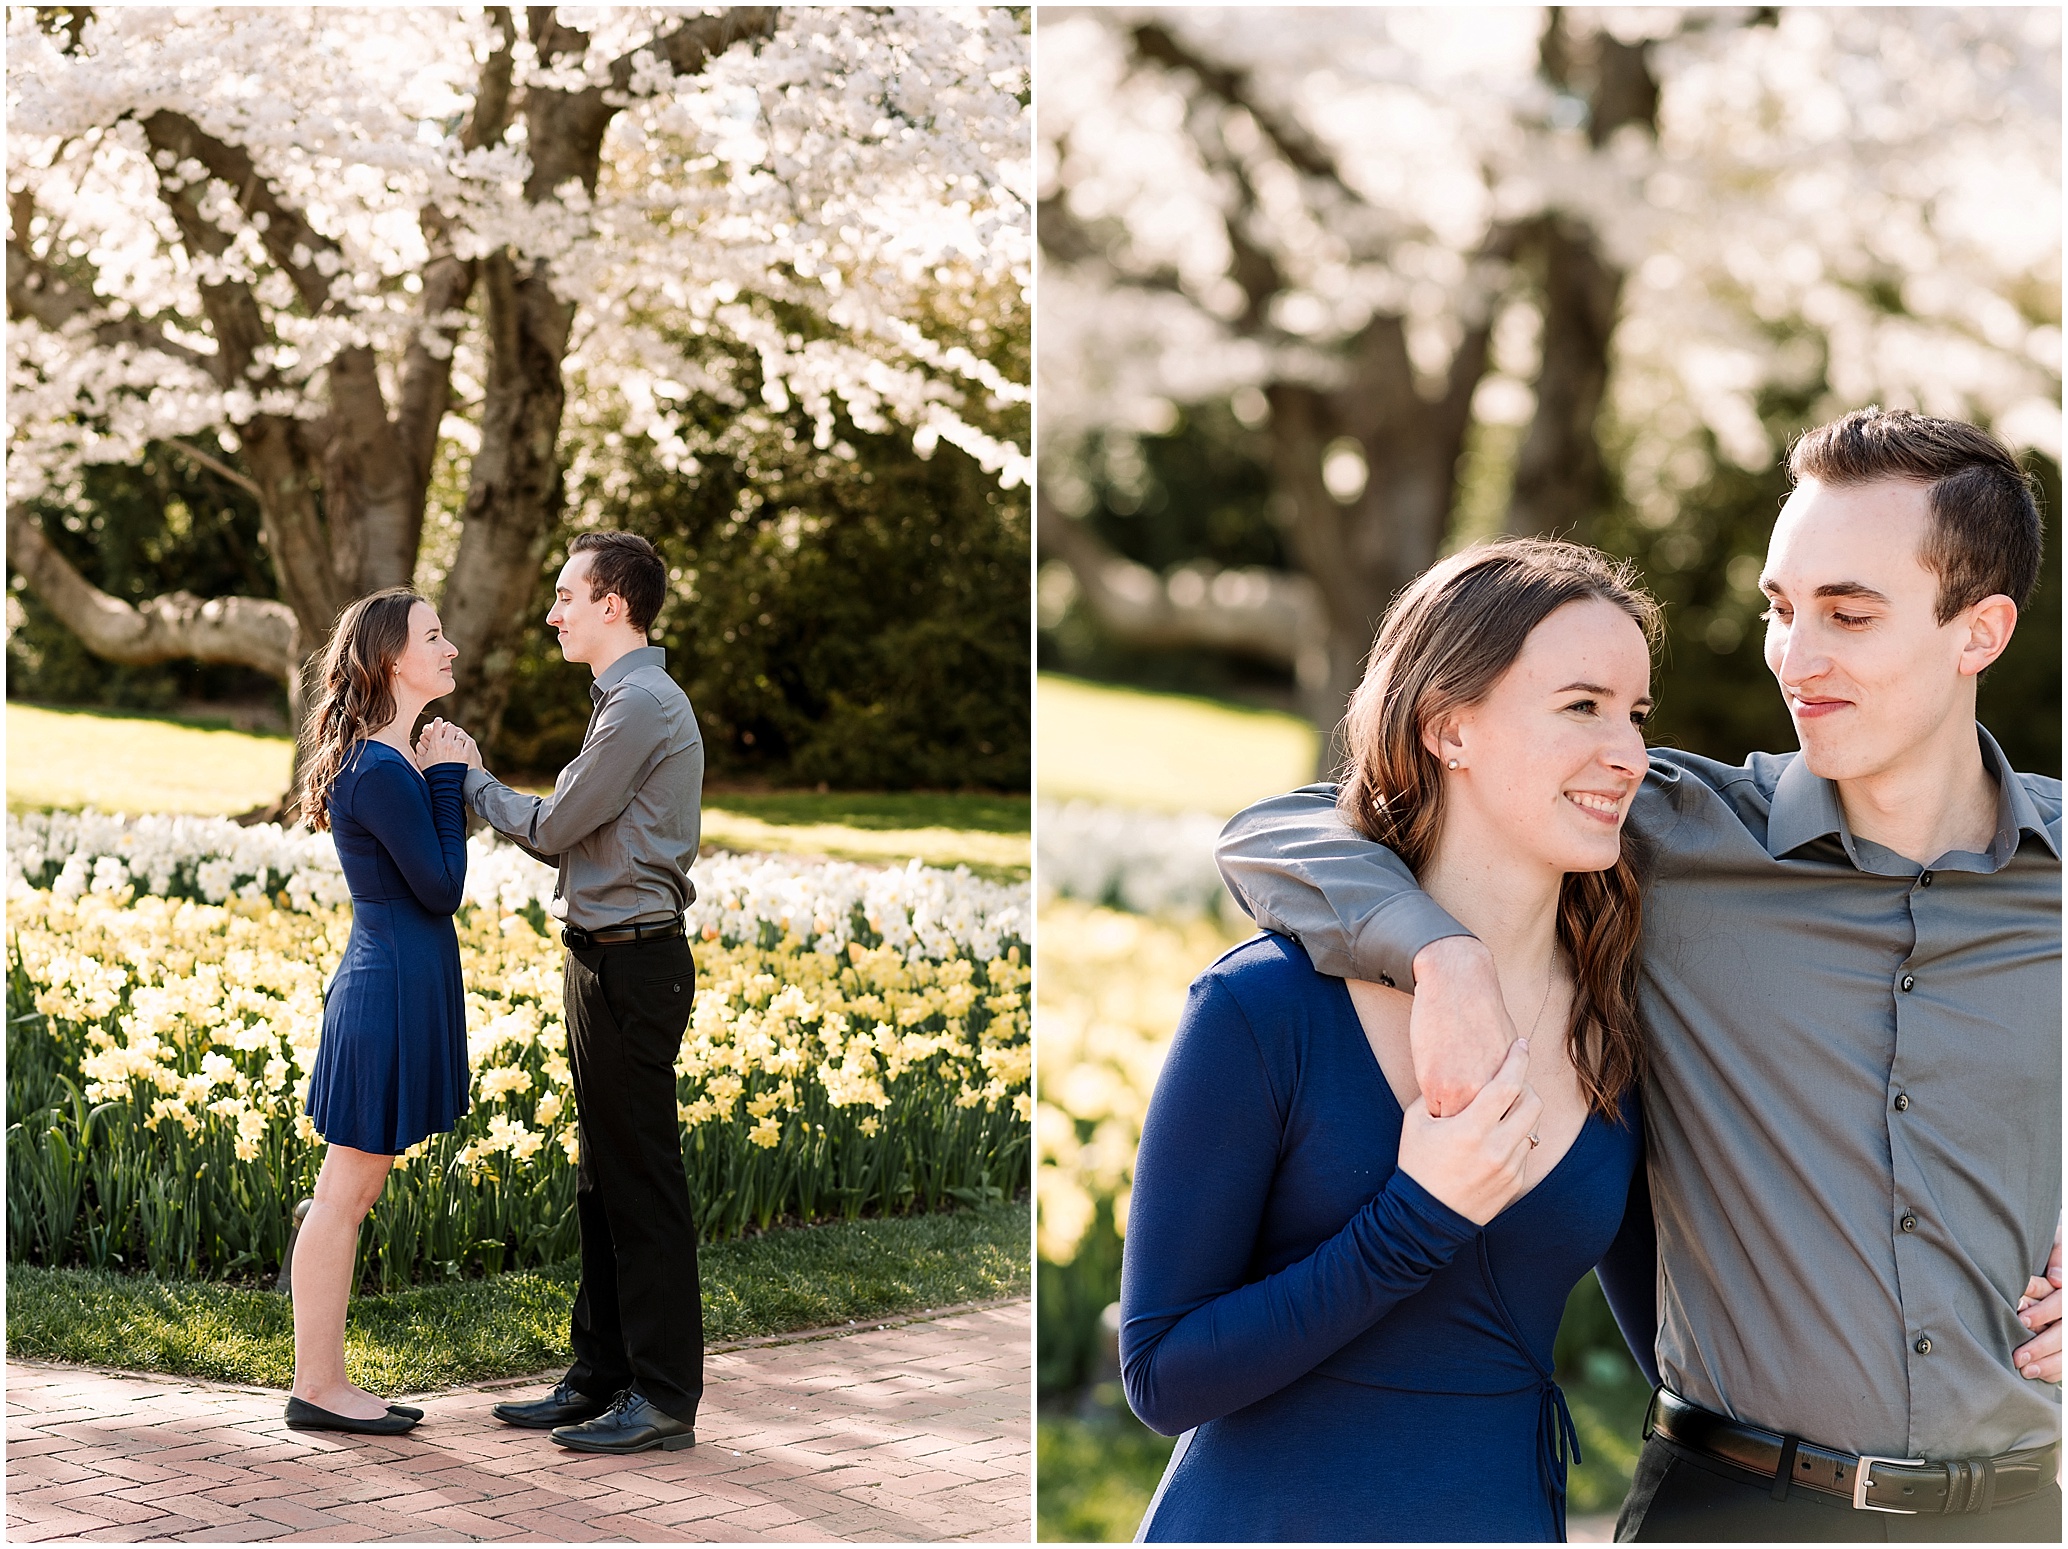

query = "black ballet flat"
[284,1395,420,1435]
[387,1403,423,1421]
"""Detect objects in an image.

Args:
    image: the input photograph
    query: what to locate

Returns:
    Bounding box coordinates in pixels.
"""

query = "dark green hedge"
[494,416,1029,791]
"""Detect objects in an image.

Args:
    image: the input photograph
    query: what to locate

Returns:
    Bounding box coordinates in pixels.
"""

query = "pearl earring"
[1446,759,1459,769]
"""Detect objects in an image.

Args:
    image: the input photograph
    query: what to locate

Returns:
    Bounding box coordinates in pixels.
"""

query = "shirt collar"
[591,644,666,702]
[1983,723,2061,862]
[1766,723,2057,869]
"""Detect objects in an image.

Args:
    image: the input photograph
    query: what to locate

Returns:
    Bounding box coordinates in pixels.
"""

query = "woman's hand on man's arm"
[1408,936,1521,1117]
[1395,1037,1541,1224]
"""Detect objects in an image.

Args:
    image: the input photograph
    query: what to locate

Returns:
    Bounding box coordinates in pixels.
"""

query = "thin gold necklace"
[1520,966,1557,1044]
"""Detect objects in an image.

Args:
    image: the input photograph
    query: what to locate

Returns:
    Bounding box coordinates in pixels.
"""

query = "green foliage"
[1555,1271,1655,1514]
[4,1200,1029,1390]
[492,415,1030,792]
[1037,1200,1123,1395]
[1040,404,1294,702]
[1038,1405,1177,1543]
[6,446,284,714]
[9,415,1030,796]
[1045,400,2062,776]
[708,791,1031,834]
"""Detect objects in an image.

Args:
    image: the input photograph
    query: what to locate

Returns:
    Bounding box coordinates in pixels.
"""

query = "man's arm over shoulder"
[1214,785,1469,985]
[465,683,669,856]
[1215,786,1516,1115]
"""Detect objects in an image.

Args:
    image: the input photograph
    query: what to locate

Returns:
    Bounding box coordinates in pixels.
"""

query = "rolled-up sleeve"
[1214,785,1472,987]
[464,686,667,858]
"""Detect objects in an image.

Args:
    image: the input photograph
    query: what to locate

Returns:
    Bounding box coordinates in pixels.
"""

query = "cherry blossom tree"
[8,5,1030,784]
[1038,6,2059,737]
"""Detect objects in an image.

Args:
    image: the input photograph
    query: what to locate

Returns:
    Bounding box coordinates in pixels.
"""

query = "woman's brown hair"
[299,587,424,833]
[1336,538,1662,1120]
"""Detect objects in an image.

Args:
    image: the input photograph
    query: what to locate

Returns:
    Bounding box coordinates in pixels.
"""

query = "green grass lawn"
[4,702,1028,878]
[1037,674,1319,817]
[7,1201,1028,1394]
[6,703,296,816]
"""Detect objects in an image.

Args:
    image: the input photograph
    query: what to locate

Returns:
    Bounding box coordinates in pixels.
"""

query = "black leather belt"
[1647,1387,2058,1515]
[562,916,684,950]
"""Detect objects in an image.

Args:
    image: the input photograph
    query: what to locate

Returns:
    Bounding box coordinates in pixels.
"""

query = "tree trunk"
[7,8,777,803]
[6,503,300,675]
[1041,11,1662,775]
[1505,215,1623,540]
[1506,15,1659,539]
[439,256,577,748]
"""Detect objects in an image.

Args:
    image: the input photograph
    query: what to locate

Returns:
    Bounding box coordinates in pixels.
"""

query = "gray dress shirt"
[463,645,703,930]
[1214,727,2061,1460]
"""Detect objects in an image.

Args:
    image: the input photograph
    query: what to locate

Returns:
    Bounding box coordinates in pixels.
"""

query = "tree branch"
[1038,496,1322,670]
[7,503,298,676]
[164,439,262,499]
[1130,22,1354,195]
[8,187,215,371]
[140,110,343,318]
[612,7,781,93]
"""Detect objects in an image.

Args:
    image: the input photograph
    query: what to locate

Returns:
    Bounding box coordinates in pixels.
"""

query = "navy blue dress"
[305,741,471,1155]
[1124,935,1646,1543]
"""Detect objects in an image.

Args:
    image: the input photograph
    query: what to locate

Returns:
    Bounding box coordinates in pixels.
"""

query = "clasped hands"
[414,717,483,771]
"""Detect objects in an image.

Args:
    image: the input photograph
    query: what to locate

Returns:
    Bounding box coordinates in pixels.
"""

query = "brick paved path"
[6,1300,1029,1542]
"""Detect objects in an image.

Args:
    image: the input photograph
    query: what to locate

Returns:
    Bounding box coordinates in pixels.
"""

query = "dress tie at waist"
[1536,1376,1582,1542]
[1476,1235,1582,1541]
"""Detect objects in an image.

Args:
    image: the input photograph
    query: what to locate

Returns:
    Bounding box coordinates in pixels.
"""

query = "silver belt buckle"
[1852,1453,1926,1513]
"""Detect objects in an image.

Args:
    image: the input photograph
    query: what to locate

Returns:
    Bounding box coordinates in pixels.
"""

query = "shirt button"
[1915,1335,1932,1355]
[1900,1213,1918,1232]
[1893,1093,1911,1112]
[1899,974,1915,992]
[1918,871,1933,887]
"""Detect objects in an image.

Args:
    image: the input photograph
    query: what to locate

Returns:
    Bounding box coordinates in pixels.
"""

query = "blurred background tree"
[1038,5,2060,770]
[1034,7,2058,1538]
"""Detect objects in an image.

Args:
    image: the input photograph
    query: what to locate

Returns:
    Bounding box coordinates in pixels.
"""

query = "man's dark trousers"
[1617,1434,2063,1542]
[560,933,702,1423]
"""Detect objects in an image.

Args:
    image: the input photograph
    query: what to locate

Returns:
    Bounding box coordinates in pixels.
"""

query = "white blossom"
[9,8,1030,504]
[1039,9,2059,494]
[6,808,1027,964]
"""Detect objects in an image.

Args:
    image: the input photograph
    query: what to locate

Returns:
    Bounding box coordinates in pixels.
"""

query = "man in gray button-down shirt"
[429,532,707,1455]
[464,640,702,931]
[1215,411,2060,1538]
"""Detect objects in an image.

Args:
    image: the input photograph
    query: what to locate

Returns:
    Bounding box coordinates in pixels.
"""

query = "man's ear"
[1956,594,2018,678]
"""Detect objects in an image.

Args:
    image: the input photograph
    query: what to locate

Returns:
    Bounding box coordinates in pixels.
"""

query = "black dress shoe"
[284,1395,419,1435]
[549,1391,695,1454]
[492,1380,610,1430]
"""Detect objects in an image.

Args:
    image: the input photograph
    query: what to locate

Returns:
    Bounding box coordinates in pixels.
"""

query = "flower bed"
[1035,799,1234,919]
[6,814,1029,1287]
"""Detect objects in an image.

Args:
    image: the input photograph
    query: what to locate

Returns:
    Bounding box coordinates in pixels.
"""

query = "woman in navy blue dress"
[1126,540,1662,1541]
[287,587,476,1436]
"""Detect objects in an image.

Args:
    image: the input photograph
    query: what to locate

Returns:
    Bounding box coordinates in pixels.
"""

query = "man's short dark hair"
[570,531,666,635]
[1787,406,2044,622]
